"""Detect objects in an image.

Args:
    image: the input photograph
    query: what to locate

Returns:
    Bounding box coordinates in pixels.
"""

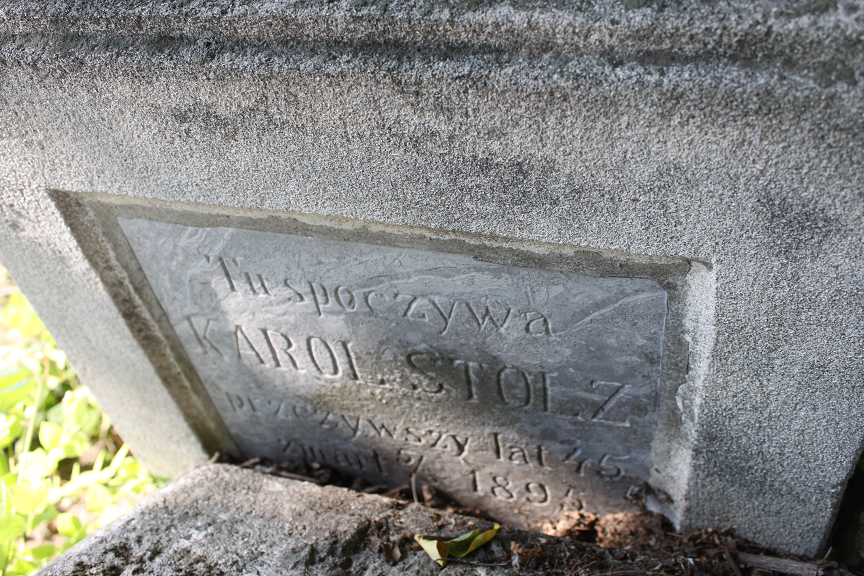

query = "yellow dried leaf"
[414,534,449,567]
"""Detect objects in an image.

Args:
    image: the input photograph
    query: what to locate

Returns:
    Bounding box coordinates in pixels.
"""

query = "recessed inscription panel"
[119,217,667,528]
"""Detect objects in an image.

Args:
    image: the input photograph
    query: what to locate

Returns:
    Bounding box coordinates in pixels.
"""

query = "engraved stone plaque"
[119,218,667,529]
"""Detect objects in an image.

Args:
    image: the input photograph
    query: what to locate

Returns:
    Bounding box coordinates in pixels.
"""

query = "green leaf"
[38,422,63,450]
[99,444,130,480]
[80,408,101,435]
[0,514,26,541]
[3,293,47,340]
[62,392,89,428]
[27,544,58,560]
[414,535,449,567]
[416,523,500,567]
[9,484,40,515]
[0,413,24,449]
[17,450,57,483]
[446,523,499,557]
[46,404,63,426]
[445,529,480,557]
[8,557,36,574]
[30,504,58,527]
[56,513,81,537]
[64,431,89,458]
[0,368,34,413]
[85,484,109,511]
[47,350,66,371]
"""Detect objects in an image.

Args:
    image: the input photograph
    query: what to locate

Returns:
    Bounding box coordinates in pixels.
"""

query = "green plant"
[0,267,162,575]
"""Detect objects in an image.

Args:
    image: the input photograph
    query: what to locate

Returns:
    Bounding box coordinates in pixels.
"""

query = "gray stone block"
[35,464,676,575]
[118,216,668,529]
[0,0,861,556]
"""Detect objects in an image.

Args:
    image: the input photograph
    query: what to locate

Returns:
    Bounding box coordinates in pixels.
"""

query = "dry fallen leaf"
[414,535,450,566]
[415,523,500,567]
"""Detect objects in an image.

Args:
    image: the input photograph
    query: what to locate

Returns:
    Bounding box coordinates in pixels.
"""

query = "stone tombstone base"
[34,464,698,576]
[0,0,862,557]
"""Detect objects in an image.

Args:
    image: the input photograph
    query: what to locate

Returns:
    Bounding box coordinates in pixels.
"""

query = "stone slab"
[0,0,862,557]
[36,464,682,576]
[117,217,666,527]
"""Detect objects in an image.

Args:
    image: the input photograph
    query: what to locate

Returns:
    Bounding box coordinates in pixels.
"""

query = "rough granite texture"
[0,0,861,556]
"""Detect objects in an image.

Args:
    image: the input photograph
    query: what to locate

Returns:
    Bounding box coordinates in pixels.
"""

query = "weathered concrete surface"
[0,0,861,556]
[37,464,686,576]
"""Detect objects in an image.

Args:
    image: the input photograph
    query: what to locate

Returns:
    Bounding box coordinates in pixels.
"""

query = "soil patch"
[235,457,861,576]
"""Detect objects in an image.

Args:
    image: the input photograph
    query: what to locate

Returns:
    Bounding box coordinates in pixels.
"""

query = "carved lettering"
[207,264,562,340]
[307,336,339,376]
[471,471,552,507]
[207,255,271,296]
[225,392,257,413]
[334,450,363,471]
[492,433,550,468]
[292,402,321,420]
[395,449,424,474]
[202,256,572,348]
[497,367,531,407]
[452,359,483,402]
[283,281,307,303]
[341,415,360,437]
[589,381,632,427]
[334,286,357,311]
[405,351,444,394]
[490,475,516,501]
[187,317,224,357]
[338,341,360,381]
[429,298,458,335]
[120,219,667,527]
[235,325,266,365]
[207,255,238,293]
[558,488,586,514]
[319,412,339,430]
[279,439,383,474]
[362,419,394,438]
[525,482,550,505]
[406,351,437,375]
[597,454,628,480]
[364,290,386,313]
[524,312,552,335]
[435,434,470,458]
[261,329,304,371]
[465,303,512,332]
[540,372,550,412]
[308,282,330,316]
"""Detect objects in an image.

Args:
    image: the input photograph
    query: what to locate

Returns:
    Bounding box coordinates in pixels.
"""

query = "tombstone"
[0,0,862,558]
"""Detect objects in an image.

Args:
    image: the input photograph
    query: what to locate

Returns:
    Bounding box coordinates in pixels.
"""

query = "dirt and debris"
[39,464,863,576]
[236,457,863,576]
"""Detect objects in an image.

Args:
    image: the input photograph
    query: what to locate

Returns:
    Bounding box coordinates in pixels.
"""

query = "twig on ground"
[594,571,665,576]
[444,557,511,567]
[383,485,409,498]
[269,470,323,484]
[725,550,745,576]
[737,552,824,576]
